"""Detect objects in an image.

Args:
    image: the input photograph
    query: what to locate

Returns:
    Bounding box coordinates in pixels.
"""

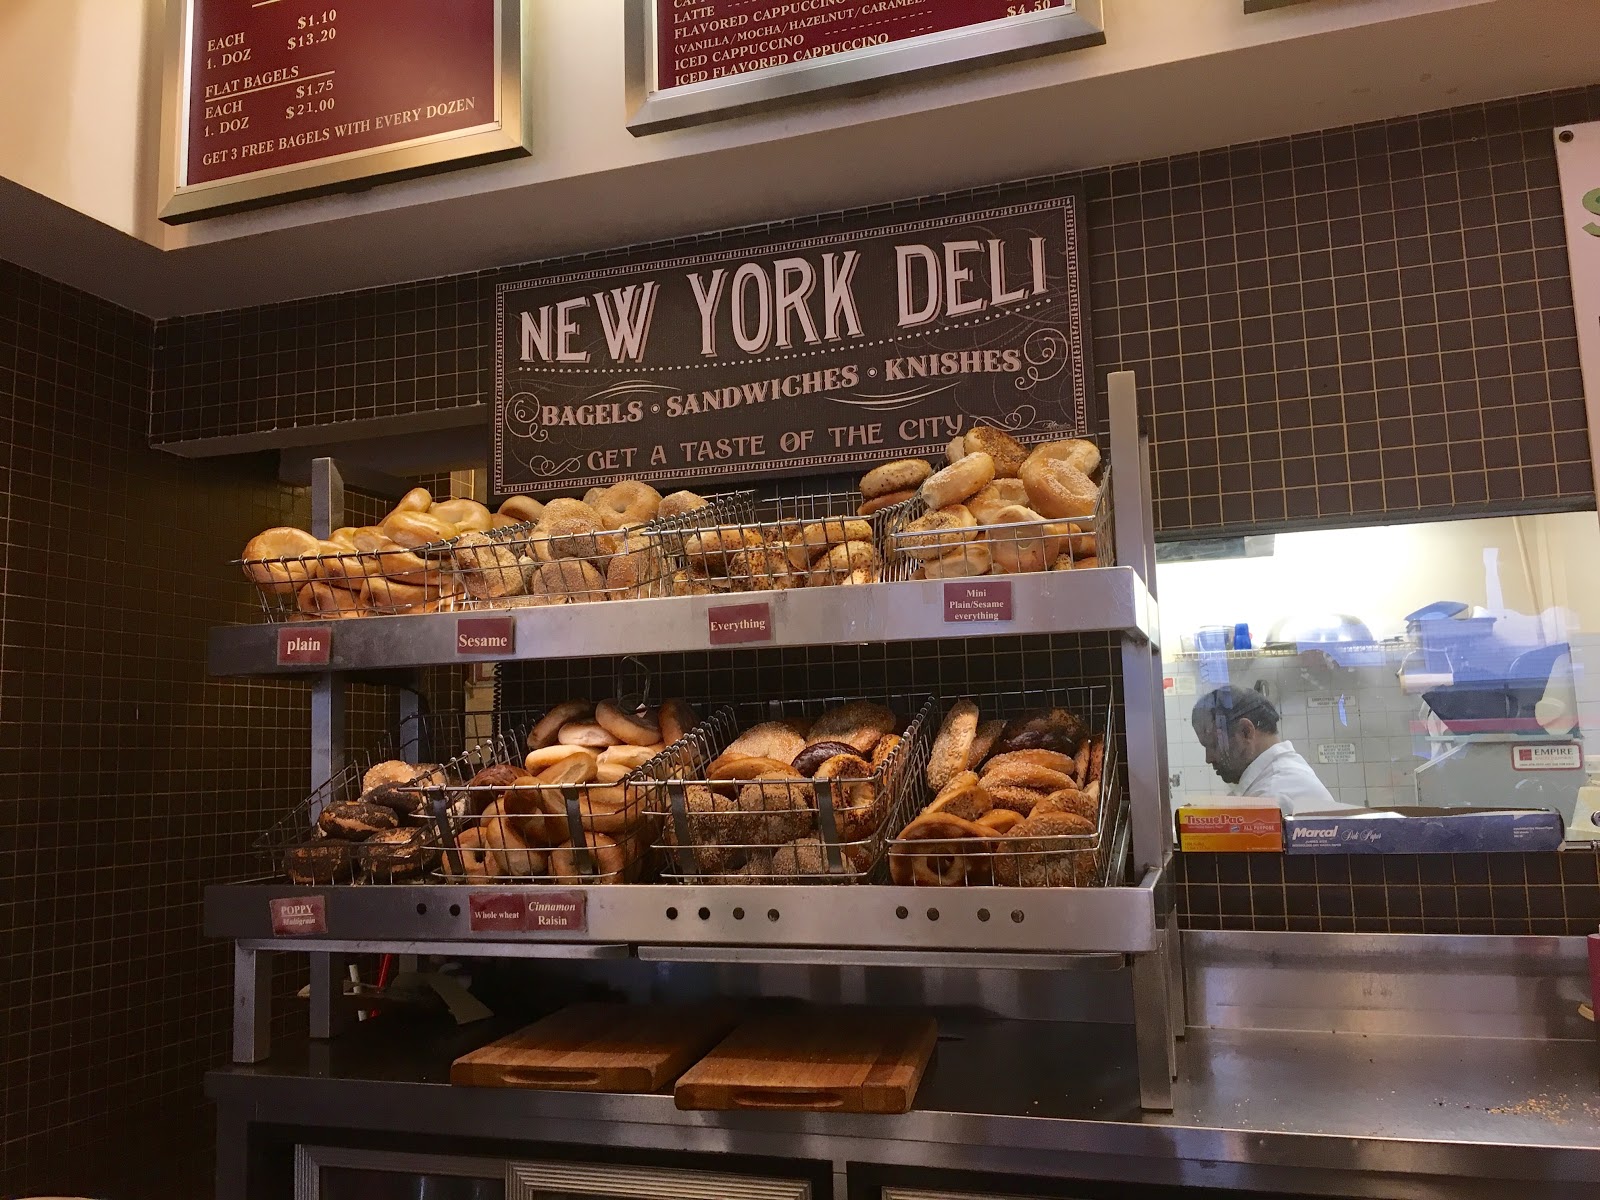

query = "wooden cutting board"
[674,1008,937,1113]
[451,1003,739,1092]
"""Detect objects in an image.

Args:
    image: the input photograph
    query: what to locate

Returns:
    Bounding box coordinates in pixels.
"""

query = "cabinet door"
[508,1163,809,1200]
[296,1146,505,1199]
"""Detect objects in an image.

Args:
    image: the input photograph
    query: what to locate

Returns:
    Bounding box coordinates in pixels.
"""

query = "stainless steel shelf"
[206,569,1157,677]
[205,869,1162,956]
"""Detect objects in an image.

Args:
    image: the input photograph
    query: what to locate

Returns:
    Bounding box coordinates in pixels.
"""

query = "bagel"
[968,719,1007,769]
[785,519,874,570]
[813,753,881,840]
[659,698,700,746]
[724,721,808,765]
[860,458,934,499]
[686,528,764,573]
[806,540,879,588]
[595,700,661,746]
[946,436,967,464]
[737,773,815,843]
[361,535,437,588]
[297,580,366,618]
[921,452,995,509]
[382,509,459,548]
[858,488,918,517]
[442,826,491,880]
[1019,456,1099,520]
[451,531,527,600]
[242,527,322,595]
[394,487,433,514]
[430,498,492,532]
[603,527,660,597]
[557,721,620,749]
[889,812,991,887]
[549,833,627,883]
[1034,788,1100,824]
[928,699,979,791]
[983,748,1078,779]
[656,490,709,521]
[870,733,902,770]
[997,708,1088,756]
[360,575,437,613]
[790,740,861,778]
[926,771,992,821]
[529,558,606,603]
[987,505,1067,574]
[536,512,604,561]
[967,479,1031,524]
[988,784,1050,815]
[807,702,896,755]
[525,744,596,775]
[982,761,1078,794]
[993,811,1098,887]
[897,505,977,560]
[497,496,545,524]
[538,751,601,786]
[593,481,661,527]
[975,809,1025,836]
[600,744,660,772]
[479,801,544,877]
[1024,438,1100,479]
[922,541,992,579]
[528,700,593,750]
[964,426,1029,478]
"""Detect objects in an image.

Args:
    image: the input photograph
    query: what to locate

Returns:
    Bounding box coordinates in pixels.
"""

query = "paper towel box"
[1284,807,1564,854]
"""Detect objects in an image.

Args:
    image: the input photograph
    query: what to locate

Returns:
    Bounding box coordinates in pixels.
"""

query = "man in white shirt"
[1190,686,1354,815]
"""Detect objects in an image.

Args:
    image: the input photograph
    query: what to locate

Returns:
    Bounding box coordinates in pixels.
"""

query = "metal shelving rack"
[203,371,1182,1109]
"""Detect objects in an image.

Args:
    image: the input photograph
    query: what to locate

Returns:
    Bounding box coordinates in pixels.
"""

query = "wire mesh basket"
[257,706,571,884]
[632,694,938,883]
[413,727,661,885]
[421,517,677,610]
[883,462,1114,581]
[652,488,919,594]
[886,688,1129,888]
[237,536,464,622]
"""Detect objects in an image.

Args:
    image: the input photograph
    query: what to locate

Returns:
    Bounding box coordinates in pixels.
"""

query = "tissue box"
[1176,804,1283,852]
[1284,807,1564,854]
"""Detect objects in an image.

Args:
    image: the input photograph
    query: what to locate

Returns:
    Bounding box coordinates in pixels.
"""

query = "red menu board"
[183,0,498,188]
[656,0,1071,90]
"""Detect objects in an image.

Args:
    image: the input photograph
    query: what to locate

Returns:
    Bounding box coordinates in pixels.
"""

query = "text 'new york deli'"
[493,193,1091,492]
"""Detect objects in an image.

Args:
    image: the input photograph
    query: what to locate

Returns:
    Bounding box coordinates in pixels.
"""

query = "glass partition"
[1158,511,1600,830]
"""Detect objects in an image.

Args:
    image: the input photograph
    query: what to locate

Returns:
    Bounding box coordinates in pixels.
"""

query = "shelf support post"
[232,942,272,1064]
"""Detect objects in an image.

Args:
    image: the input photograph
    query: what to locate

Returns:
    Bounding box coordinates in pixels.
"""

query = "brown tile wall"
[151,85,1600,534]
[0,260,337,1198]
[1173,849,1600,935]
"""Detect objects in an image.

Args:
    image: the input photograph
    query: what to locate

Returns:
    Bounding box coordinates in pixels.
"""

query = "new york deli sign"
[493,191,1091,492]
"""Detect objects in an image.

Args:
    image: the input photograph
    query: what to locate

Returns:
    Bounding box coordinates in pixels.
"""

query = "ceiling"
[2,0,1596,319]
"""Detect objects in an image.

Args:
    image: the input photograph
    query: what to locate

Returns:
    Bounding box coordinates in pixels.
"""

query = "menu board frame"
[157,0,529,223]
[624,0,1105,136]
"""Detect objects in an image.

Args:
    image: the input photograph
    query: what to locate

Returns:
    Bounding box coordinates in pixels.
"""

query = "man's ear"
[1233,718,1258,741]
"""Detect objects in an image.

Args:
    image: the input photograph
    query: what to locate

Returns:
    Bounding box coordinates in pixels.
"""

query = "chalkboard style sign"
[494,190,1091,495]
[626,0,1105,134]
[159,0,528,223]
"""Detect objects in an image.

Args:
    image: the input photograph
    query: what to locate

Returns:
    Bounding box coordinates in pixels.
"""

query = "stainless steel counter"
[208,932,1600,1200]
